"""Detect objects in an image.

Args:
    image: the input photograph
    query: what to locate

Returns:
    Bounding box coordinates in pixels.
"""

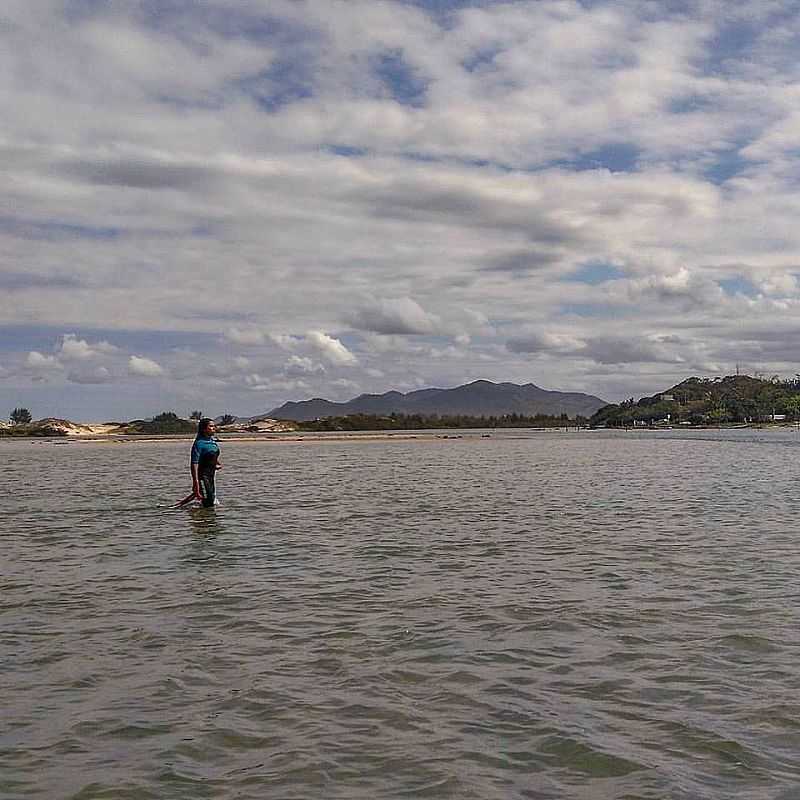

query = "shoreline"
[2,423,799,445]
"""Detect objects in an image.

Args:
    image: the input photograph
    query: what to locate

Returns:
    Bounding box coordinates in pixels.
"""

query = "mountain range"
[264,380,608,422]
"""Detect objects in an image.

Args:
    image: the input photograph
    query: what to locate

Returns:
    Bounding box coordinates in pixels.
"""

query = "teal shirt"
[190,436,219,470]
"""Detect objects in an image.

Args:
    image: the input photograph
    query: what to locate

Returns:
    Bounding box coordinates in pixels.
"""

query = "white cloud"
[243,373,310,393]
[285,355,324,375]
[67,365,113,384]
[224,328,266,346]
[26,351,63,371]
[348,296,439,335]
[59,333,117,360]
[270,333,304,350]
[305,331,357,366]
[128,355,164,377]
[507,331,586,355]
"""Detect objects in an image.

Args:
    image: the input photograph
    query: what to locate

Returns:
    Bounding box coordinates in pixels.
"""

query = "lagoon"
[4,429,800,799]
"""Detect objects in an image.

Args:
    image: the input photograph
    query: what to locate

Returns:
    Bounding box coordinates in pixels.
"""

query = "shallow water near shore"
[4,428,800,799]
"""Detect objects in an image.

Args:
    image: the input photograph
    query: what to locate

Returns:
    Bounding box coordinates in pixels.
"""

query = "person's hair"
[197,417,215,437]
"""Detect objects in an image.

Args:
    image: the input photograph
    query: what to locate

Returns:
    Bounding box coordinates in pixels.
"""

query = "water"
[4,429,800,799]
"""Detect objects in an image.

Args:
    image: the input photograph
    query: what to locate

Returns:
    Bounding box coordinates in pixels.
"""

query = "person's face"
[205,422,216,435]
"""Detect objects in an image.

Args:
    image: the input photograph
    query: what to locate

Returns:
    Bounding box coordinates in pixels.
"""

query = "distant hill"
[589,374,800,427]
[267,380,608,421]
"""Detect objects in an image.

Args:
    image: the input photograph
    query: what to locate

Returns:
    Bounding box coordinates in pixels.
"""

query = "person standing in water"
[190,418,221,507]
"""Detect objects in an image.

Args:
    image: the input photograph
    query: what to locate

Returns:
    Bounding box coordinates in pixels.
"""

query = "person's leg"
[199,470,216,507]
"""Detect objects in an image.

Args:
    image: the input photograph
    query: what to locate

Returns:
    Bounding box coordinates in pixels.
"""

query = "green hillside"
[591,375,800,427]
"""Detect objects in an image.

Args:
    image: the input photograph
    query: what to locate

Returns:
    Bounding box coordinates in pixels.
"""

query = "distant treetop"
[10,407,32,425]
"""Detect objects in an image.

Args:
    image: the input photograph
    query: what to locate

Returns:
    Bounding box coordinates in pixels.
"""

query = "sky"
[3,0,800,420]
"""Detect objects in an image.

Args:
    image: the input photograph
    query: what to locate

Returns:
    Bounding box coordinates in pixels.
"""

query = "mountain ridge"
[264,379,608,422]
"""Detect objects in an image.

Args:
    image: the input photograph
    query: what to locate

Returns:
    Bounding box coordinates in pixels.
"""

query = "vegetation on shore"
[0,419,72,437]
[296,412,586,431]
[590,375,800,427]
[6,374,800,437]
[120,412,197,435]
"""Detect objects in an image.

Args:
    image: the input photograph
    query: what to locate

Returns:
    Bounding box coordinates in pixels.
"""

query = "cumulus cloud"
[348,296,439,335]
[508,330,687,365]
[26,351,63,371]
[224,328,267,346]
[128,355,164,377]
[305,331,357,366]
[59,333,117,360]
[270,334,304,350]
[67,365,113,384]
[581,336,686,366]
[622,267,725,308]
[285,355,324,376]
[243,374,310,393]
[507,331,586,355]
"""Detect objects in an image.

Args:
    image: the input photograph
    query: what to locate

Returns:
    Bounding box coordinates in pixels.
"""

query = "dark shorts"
[198,468,216,507]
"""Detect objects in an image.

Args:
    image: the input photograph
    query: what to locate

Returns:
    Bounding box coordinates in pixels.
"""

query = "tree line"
[296,411,586,431]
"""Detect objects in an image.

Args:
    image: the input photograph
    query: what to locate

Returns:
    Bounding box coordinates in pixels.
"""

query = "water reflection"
[181,507,228,568]
[186,506,226,537]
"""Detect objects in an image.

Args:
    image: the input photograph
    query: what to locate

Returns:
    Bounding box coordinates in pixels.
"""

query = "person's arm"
[191,462,201,498]
[190,441,202,498]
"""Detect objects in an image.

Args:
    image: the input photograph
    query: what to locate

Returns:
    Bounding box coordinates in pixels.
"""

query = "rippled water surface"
[5,429,800,799]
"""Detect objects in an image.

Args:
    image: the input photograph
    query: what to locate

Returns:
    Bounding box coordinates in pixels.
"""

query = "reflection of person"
[191,418,222,507]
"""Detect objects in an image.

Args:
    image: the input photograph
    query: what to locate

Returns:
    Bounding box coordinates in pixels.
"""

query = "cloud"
[269,333,303,350]
[26,351,63,371]
[7,1,800,416]
[243,374,310,393]
[507,330,686,365]
[348,296,439,334]
[305,331,357,366]
[67,365,113,384]
[224,327,267,345]
[285,355,324,376]
[622,267,725,308]
[507,331,586,355]
[481,250,563,275]
[59,333,117,360]
[128,355,164,377]
[581,336,686,366]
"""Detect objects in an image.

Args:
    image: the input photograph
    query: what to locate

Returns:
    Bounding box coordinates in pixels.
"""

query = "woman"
[190,418,222,507]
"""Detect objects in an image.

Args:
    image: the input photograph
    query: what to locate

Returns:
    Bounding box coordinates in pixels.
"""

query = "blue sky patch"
[462,44,503,73]
[372,50,428,107]
[324,145,369,158]
[719,276,759,297]
[0,272,84,291]
[552,143,640,173]
[0,216,121,241]
[564,262,626,285]
[700,20,760,76]
[703,147,752,185]
[668,93,713,114]
[243,59,315,113]
[559,303,616,318]
[0,325,221,355]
